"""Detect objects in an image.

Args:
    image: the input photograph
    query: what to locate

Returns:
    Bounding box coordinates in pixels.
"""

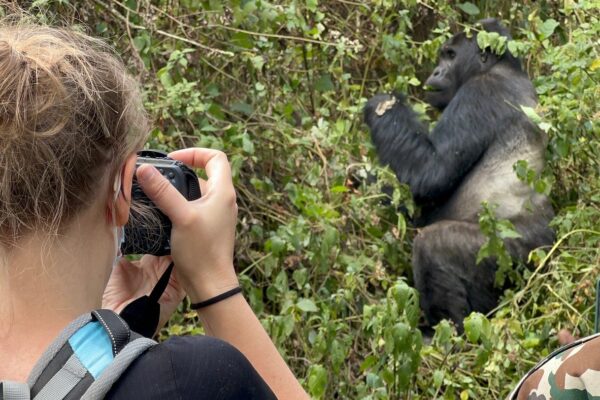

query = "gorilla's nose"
[432,66,445,77]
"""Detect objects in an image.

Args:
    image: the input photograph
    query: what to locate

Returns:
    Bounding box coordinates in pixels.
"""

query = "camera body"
[121,150,201,256]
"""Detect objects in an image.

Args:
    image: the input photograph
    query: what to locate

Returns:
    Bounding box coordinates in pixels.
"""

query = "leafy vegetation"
[10,0,599,398]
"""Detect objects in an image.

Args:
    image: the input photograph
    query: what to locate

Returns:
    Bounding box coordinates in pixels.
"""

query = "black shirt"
[107,335,277,399]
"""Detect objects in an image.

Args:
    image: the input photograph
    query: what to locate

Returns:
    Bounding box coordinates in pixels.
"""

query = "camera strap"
[119,262,175,338]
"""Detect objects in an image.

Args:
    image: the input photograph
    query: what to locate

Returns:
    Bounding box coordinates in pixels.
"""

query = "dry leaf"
[375,97,396,116]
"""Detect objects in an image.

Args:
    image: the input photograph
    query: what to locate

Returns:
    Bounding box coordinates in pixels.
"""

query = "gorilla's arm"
[364,88,499,204]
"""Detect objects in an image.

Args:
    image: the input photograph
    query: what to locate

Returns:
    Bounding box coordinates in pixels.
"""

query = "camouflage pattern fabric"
[508,332,600,399]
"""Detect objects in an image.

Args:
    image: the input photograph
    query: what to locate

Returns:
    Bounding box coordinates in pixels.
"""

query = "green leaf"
[539,19,559,40]
[433,369,444,387]
[250,55,265,71]
[242,133,255,154]
[457,2,480,15]
[315,74,335,92]
[464,313,483,343]
[538,122,552,133]
[267,235,286,256]
[297,298,319,312]
[499,229,522,239]
[307,365,328,398]
[534,179,548,194]
[30,0,52,8]
[132,34,150,52]
[306,0,318,11]
[157,67,173,88]
[523,333,541,349]
[292,268,308,288]
[391,281,411,310]
[392,322,411,353]
[331,185,349,193]
[433,320,453,346]
[408,77,421,86]
[360,355,378,372]
[381,367,395,385]
[520,105,543,124]
[95,22,107,34]
[231,32,254,49]
[555,139,570,158]
[230,102,254,116]
[477,32,507,55]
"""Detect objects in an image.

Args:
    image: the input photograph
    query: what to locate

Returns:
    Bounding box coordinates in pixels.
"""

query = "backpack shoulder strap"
[1,310,156,400]
[80,333,155,400]
[27,314,93,391]
[0,382,30,400]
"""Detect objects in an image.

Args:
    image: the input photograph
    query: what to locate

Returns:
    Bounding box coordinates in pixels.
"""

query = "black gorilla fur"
[364,19,554,329]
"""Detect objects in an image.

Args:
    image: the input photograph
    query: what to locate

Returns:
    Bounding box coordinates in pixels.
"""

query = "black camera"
[121,150,201,256]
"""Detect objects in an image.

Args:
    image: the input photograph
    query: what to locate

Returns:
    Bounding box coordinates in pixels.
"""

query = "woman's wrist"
[195,293,248,333]
[183,267,240,304]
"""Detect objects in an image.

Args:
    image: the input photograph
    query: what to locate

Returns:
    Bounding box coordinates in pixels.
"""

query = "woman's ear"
[114,153,138,226]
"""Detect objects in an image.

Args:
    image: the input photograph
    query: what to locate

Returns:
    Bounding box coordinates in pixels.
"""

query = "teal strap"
[68,322,113,379]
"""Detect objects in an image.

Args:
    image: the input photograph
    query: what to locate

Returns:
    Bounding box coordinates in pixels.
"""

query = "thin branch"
[205,24,339,47]
[154,28,234,57]
[95,0,234,57]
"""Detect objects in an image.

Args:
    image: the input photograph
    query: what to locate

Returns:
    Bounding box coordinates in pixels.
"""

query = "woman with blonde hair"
[0,21,307,399]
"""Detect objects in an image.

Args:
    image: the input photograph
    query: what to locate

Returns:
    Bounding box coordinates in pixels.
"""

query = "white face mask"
[112,172,126,264]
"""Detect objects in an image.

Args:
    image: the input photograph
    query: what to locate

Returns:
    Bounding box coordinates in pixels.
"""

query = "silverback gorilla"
[364,19,554,329]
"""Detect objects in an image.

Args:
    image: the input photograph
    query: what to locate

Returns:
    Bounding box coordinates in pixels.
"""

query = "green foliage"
[360,281,423,398]
[477,202,522,287]
[513,159,554,196]
[19,0,600,398]
[476,31,508,55]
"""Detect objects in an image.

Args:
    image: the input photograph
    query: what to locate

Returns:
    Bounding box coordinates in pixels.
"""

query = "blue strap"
[68,322,113,379]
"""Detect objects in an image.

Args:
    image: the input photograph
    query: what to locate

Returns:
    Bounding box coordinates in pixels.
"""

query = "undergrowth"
[11,0,599,398]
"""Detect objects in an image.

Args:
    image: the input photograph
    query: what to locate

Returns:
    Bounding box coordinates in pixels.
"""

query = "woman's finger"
[199,178,208,195]
[117,258,137,269]
[168,148,223,168]
[136,164,190,225]
[169,149,234,201]
[169,149,232,184]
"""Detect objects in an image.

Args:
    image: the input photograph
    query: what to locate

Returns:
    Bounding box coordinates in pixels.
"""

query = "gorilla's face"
[424,33,484,110]
[424,46,458,110]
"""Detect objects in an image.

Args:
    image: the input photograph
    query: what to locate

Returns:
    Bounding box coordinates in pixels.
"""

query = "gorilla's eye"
[446,49,456,59]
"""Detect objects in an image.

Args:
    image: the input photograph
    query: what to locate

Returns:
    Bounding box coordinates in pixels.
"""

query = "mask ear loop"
[112,172,125,259]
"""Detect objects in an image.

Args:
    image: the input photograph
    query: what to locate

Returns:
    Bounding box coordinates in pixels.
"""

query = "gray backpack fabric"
[0,310,156,400]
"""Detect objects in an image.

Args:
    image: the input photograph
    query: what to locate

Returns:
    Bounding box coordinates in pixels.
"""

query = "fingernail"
[137,165,157,183]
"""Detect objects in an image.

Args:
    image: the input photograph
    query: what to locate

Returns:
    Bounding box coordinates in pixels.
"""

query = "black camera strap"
[119,262,175,338]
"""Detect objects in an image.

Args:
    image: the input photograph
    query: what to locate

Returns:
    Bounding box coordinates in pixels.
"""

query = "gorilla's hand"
[365,93,407,120]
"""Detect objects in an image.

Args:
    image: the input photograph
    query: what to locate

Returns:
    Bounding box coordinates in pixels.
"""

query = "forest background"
[4,0,599,398]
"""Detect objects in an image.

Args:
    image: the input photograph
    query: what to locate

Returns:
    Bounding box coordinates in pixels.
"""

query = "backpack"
[0,309,156,400]
[507,331,600,399]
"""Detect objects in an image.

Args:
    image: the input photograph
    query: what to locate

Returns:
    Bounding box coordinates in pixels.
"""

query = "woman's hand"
[136,148,308,399]
[135,148,240,303]
[102,255,186,329]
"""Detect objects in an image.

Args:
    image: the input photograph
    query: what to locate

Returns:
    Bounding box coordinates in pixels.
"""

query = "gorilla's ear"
[477,18,521,71]
[478,18,512,39]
